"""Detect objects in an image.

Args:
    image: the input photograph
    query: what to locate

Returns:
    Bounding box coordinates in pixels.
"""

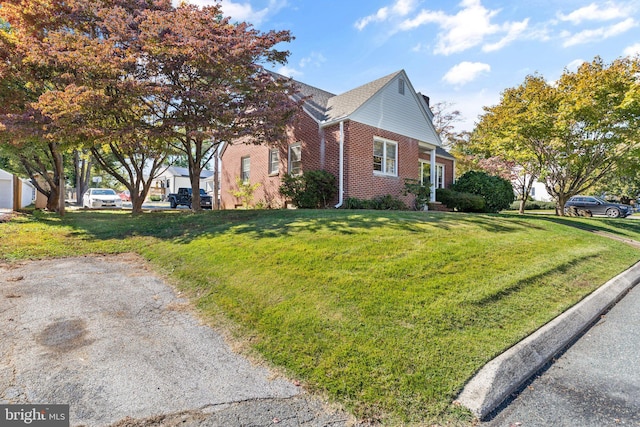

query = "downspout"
[430,147,437,202]
[334,121,345,208]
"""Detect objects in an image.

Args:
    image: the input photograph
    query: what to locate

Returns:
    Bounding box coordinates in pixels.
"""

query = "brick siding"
[221,111,454,209]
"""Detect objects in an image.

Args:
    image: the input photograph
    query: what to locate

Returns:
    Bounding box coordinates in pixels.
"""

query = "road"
[483,284,640,427]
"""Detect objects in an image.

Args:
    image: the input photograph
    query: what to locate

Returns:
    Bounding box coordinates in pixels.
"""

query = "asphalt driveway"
[0,255,351,426]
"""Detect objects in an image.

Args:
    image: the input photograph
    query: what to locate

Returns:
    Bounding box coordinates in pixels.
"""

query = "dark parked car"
[564,196,633,218]
[167,187,212,209]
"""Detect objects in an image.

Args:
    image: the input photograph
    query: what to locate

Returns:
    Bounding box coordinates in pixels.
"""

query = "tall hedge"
[451,171,515,213]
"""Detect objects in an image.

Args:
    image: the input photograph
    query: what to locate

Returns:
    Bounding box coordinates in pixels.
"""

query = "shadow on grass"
[530,214,640,241]
[469,253,599,307]
[30,209,553,245]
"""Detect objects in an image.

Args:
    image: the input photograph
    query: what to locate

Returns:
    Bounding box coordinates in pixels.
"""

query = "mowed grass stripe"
[1,209,638,424]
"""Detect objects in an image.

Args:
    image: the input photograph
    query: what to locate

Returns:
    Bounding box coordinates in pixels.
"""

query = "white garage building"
[0,168,36,210]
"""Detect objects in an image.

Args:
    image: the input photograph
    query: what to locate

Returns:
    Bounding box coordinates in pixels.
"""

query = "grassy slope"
[1,210,639,424]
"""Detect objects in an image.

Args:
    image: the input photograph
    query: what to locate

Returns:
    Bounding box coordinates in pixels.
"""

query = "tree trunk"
[130,193,145,215]
[53,146,65,216]
[519,199,526,215]
[213,152,220,210]
[556,194,568,216]
[46,185,60,212]
[190,168,202,211]
[75,150,92,205]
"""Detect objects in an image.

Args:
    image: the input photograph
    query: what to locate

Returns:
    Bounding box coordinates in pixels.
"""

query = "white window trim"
[241,156,250,183]
[373,137,398,177]
[420,159,445,189]
[288,143,302,176]
[268,148,279,175]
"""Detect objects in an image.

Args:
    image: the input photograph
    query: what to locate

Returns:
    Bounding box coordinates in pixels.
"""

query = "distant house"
[512,169,553,203]
[150,166,214,200]
[0,168,36,209]
[220,70,455,209]
[528,180,552,202]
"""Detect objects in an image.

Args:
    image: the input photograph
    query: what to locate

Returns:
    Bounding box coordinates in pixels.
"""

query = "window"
[373,138,397,176]
[288,143,301,175]
[419,161,445,189]
[398,78,405,95]
[241,156,250,183]
[268,149,279,175]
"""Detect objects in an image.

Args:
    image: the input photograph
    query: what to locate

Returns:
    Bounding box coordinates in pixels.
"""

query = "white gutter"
[334,121,345,208]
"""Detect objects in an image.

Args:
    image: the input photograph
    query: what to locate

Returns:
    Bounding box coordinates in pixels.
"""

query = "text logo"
[1,405,69,426]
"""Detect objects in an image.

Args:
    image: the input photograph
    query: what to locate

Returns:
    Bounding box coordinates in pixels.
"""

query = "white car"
[82,188,123,209]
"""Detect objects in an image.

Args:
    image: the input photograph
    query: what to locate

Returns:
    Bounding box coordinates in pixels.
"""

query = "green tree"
[473,57,640,215]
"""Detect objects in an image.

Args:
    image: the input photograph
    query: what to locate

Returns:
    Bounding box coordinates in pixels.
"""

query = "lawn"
[1,209,639,425]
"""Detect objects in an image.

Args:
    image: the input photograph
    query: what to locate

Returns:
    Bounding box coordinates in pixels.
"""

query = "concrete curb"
[455,261,640,420]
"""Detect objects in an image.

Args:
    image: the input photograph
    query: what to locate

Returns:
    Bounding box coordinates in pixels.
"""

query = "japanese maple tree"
[138,3,301,210]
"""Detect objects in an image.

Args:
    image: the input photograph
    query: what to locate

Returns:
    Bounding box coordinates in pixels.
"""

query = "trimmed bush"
[452,171,515,213]
[344,195,406,210]
[508,200,557,211]
[279,170,338,209]
[436,188,486,212]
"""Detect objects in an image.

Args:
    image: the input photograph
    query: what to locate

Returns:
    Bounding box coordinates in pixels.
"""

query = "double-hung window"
[373,137,397,176]
[268,149,279,175]
[289,143,301,175]
[241,156,250,183]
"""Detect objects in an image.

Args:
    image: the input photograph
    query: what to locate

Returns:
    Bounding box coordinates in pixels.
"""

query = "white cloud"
[562,17,637,47]
[354,0,419,30]
[558,2,629,24]
[299,52,326,69]
[398,0,528,55]
[175,0,287,24]
[624,43,640,56]
[442,61,491,86]
[277,65,303,78]
[483,18,529,52]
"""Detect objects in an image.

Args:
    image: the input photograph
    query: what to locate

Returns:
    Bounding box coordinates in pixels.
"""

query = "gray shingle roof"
[290,79,335,122]
[325,71,402,121]
[435,146,456,160]
[286,70,403,123]
[270,70,454,161]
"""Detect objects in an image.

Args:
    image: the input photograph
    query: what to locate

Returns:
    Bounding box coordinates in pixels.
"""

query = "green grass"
[2,209,639,425]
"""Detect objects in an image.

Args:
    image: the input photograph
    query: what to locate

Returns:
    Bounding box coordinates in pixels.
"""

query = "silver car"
[82,188,123,209]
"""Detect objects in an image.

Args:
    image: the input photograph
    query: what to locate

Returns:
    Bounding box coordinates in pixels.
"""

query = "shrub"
[508,200,557,211]
[149,195,161,202]
[231,178,261,209]
[403,178,430,210]
[370,194,406,210]
[436,188,486,212]
[452,171,515,213]
[344,197,369,209]
[343,195,407,210]
[279,170,338,209]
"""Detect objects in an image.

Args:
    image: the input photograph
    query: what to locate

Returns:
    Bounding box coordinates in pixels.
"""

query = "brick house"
[220,70,455,209]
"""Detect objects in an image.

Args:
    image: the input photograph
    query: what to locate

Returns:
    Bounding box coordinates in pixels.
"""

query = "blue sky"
[177,0,640,132]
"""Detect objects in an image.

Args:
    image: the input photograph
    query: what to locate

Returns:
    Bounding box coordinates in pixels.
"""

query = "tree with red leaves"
[1,0,300,213]
[139,3,300,210]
